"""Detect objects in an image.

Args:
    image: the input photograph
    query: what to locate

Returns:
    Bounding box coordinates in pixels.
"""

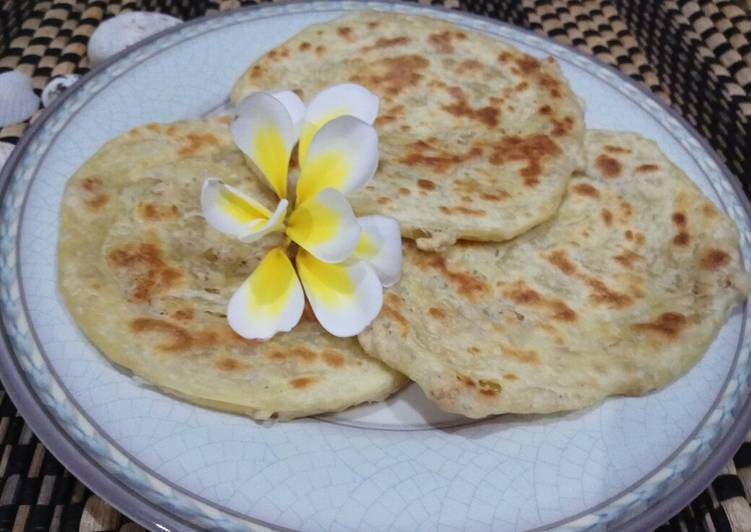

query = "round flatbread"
[230,11,585,250]
[358,130,750,418]
[58,117,406,420]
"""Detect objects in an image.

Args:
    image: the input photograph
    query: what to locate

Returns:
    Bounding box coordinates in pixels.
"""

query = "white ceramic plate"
[1,2,750,531]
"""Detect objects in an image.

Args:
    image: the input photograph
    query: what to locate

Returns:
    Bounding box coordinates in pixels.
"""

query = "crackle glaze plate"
[1,2,750,531]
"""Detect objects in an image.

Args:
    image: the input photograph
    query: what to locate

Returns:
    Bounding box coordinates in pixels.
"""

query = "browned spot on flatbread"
[249,65,263,79]
[107,243,184,303]
[382,293,409,337]
[635,232,646,245]
[514,55,541,73]
[215,357,250,372]
[572,183,600,197]
[515,81,528,91]
[585,278,632,308]
[268,347,317,363]
[614,250,642,269]
[601,209,613,225]
[503,373,518,381]
[439,206,486,216]
[504,282,541,305]
[323,350,345,368]
[458,59,482,72]
[501,344,540,365]
[80,177,109,210]
[673,232,690,246]
[178,133,219,157]
[377,197,391,205]
[137,202,179,221]
[363,54,429,96]
[428,307,446,319]
[636,164,660,173]
[702,203,719,218]
[595,154,622,178]
[427,257,488,300]
[486,134,561,187]
[620,200,633,219]
[672,212,687,227]
[363,36,410,52]
[625,230,634,241]
[400,139,481,173]
[604,145,631,154]
[541,77,562,99]
[700,249,731,270]
[336,26,353,40]
[298,41,311,51]
[398,187,410,196]
[315,45,326,55]
[374,104,405,127]
[550,302,577,321]
[467,346,480,354]
[551,116,575,137]
[129,318,191,351]
[172,308,194,321]
[539,105,553,115]
[367,21,379,29]
[289,376,317,389]
[479,389,498,397]
[503,280,577,321]
[428,31,454,53]
[418,179,436,191]
[632,312,687,338]
[480,191,510,201]
[546,250,577,275]
[497,51,512,62]
[441,86,499,128]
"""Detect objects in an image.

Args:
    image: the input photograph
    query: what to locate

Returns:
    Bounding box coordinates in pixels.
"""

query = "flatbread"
[230,11,585,250]
[58,117,406,420]
[358,130,750,418]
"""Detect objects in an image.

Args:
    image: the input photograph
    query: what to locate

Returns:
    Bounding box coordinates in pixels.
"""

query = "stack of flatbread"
[59,12,749,420]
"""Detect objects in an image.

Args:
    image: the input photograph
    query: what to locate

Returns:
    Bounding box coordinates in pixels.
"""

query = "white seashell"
[0,71,40,127]
[88,12,182,66]
[41,74,80,107]
[0,142,14,172]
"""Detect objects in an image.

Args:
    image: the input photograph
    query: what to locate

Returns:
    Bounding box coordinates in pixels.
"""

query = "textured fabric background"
[0,1,750,531]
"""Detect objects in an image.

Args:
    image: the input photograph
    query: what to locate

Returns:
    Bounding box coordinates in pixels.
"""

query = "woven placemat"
[1,1,750,531]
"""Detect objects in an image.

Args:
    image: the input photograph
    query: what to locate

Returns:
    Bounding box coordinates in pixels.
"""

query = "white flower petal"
[270,90,305,139]
[299,83,379,165]
[201,178,286,241]
[239,197,288,244]
[231,92,296,198]
[355,215,402,287]
[296,250,383,337]
[227,248,304,340]
[286,187,360,263]
[296,116,378,204]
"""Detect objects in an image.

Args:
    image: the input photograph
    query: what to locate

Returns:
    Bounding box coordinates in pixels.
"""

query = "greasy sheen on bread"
[58,118,406,420]
[231,11,585,250]
[358,130,750,418]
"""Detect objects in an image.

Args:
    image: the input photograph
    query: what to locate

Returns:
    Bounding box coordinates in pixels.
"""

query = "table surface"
[1,1,750,531]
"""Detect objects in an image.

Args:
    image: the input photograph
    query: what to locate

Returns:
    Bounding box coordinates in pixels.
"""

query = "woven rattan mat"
[1,1,751,531]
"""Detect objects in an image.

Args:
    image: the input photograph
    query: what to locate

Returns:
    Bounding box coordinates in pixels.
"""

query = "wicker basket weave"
[0,1,750,531]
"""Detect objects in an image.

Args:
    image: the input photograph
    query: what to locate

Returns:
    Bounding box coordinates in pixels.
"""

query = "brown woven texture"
[1,1,751,531]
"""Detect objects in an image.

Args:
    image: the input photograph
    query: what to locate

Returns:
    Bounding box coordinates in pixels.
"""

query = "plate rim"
[1,1,750,531]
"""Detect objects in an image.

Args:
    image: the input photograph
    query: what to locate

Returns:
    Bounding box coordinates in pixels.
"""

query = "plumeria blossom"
[201,83,402,340]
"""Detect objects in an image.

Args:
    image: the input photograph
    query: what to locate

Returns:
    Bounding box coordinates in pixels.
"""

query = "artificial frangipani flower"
[201,83,402,340]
